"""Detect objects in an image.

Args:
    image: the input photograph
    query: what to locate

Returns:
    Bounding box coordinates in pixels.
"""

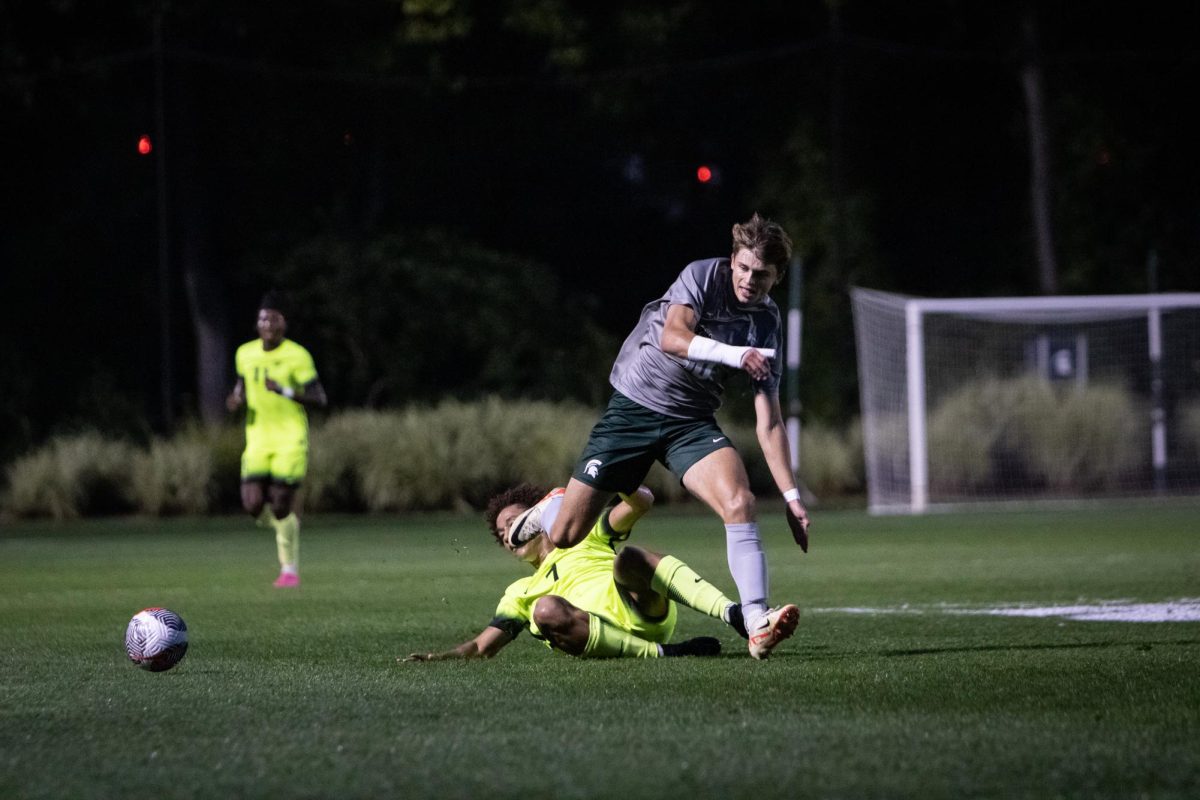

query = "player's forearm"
[757,418,799,496]
[421,641,490,661]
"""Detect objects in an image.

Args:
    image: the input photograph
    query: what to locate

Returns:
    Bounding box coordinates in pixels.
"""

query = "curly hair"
[483,483,548,546]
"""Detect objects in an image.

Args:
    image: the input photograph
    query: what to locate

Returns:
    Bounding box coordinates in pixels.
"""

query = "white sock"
[540,495,563,537]
[726,522,769,632]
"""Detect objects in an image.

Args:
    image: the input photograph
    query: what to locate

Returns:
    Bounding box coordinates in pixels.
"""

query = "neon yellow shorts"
[241,442,308,484]
[531,584,678,649]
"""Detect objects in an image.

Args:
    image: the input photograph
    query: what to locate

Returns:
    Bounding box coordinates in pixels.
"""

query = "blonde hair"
[731,213,793,269]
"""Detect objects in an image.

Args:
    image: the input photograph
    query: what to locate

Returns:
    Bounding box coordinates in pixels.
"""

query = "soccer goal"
[851,288,1200,514]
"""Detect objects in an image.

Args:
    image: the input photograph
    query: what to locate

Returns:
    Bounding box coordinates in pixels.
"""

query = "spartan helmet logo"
[584,459,603,478]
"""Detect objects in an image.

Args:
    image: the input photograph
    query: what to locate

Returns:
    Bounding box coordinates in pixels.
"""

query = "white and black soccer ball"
[125,607,189,672]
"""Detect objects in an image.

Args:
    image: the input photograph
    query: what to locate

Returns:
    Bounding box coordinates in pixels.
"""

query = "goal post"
[851,288,1200,514]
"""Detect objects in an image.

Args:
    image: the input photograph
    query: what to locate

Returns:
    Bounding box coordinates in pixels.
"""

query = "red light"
[137,135,153,155]
[696,165,713,183]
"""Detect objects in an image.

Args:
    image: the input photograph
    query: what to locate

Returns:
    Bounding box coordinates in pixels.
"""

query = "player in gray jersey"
[506,213,811,660]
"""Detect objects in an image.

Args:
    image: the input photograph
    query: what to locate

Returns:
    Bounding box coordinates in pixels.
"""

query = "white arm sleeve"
[687,336,776,368]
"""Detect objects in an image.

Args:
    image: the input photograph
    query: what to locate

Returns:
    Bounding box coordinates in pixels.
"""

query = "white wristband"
[782,488,801,503]
[281,387,295,399]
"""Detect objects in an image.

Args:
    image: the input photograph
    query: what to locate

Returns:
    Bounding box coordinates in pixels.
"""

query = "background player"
[402,484,756,661]
[226,290,327,587]
[509,213,808,659]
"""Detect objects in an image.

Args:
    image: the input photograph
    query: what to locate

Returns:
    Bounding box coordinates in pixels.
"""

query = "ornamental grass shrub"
[2,402,867,517]
[926,376,1145,494]
[4,432,136,519]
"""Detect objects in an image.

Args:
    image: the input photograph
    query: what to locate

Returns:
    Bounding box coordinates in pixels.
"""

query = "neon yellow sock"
[581,613,660,658]
[650,555,733,621]
[255,506,275,528]
[273,513,299,570]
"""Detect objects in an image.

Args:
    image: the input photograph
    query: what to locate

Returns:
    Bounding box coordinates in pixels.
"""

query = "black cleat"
[661,636,721,657]
[727,604,749,640]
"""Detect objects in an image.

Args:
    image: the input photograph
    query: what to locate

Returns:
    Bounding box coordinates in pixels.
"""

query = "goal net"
[851,288,1200,513]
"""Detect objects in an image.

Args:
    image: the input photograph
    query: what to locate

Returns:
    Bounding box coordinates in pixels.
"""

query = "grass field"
[2,504,1199,799]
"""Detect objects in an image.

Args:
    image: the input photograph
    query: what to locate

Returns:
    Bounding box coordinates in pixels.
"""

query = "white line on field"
[810,599,1200,623]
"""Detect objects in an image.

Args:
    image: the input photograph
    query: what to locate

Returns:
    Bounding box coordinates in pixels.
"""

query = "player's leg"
[532,595,715,658]
[240,480,267,517]
[546,479,615,549]
[614,546,745,637]
[680,447,797,657]
[240,443,272,519]
[265,482,300,587]
[548,393,657,549]
[267,445,308,587]
[267,481,296,519]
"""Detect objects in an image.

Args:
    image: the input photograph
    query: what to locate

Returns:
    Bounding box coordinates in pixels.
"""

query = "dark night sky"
[3,1,1200,448]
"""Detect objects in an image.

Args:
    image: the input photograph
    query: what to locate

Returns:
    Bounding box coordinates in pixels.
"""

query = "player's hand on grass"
[786,500,810,552]
[400,653,437,663]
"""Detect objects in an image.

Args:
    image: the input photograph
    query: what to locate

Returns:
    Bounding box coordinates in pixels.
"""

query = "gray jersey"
[609,258,782,418]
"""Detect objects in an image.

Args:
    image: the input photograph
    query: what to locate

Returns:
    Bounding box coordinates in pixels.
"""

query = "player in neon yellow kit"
[402,485,750,661]
[226,291,327,587]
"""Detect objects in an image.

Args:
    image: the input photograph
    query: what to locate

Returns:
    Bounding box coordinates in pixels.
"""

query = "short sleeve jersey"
[234,338,318,448]
[608,258,783,418]
[489,515,627,642]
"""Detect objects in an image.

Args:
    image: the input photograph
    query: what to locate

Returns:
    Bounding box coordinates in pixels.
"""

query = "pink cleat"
[273,571,300,588]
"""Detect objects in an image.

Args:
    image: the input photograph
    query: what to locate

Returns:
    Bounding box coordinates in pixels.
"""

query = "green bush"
[706,414,863,500]
[306,399,600,512]
[1,402,867,517]
[130,437,214,516]
[801,419,864,496]
[4,433,136,519]
[1024,383,1145,490]
[926,376,1145,493]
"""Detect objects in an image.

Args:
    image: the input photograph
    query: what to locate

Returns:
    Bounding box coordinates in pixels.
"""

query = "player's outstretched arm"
[401,626,512,662]
[753,392,810,552]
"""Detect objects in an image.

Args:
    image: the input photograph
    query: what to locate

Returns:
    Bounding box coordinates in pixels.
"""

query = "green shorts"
[241,441,308,485]
[572,392,733,494]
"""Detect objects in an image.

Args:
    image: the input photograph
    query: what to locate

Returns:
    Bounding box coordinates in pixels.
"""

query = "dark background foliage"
[3,1,1199,463]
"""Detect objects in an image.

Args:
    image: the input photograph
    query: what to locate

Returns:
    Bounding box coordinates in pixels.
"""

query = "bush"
[130,436,214,516]
[306,399,600,512]
[712,413,863,500]
[1,402,867,517]
[926,376,1145,494]
[1024,383,1145,490]
[4,433,136,519]
[801,419,863,496]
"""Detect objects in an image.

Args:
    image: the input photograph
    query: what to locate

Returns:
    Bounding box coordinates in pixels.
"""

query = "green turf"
[2,505,1198,799]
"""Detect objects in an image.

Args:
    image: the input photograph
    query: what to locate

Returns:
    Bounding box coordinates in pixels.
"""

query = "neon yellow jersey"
[234,338,318,449]
[490,515,677,646]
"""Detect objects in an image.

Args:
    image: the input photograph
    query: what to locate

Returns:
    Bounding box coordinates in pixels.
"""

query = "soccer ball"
[124,607,189,672]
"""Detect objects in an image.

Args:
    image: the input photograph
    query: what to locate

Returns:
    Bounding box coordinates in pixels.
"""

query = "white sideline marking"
[814,599,1200,623]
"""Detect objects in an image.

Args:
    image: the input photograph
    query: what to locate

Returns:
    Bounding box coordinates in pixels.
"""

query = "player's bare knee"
[720,489,757,523]
[613,547,656,584]
[531,596,572,630]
